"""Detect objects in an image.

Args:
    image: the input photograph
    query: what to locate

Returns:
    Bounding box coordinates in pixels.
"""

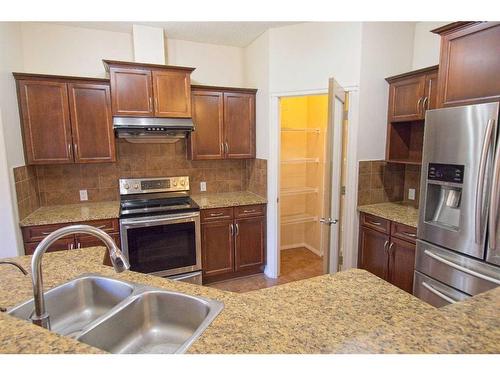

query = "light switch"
[200,182,207,192]
[79,189,88,201]
[408,188,416,201]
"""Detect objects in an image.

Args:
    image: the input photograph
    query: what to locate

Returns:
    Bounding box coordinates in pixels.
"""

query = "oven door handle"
[121,213,199,227]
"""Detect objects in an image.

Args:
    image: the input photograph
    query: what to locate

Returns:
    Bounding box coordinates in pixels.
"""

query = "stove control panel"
[119,176,190,195]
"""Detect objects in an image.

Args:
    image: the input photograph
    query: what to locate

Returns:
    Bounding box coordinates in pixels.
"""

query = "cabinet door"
[152,70,192,118]
[423,71,439,111]
[188,90,224,160]
[223,92,255,159]
[358,226,389,280]
[201,219,234,278]
[68,83,116,163]
[388,75,425,122]
[388,237,416,293]
[436,22,500,107]
[234,216,265,272]
[24,237,75,255]
[109,67,153,116]
[17,80,73,164]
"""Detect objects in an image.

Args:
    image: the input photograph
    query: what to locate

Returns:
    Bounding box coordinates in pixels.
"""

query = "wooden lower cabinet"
[22,219,120,261]
[358,213,416,293]
[201,205,266,284]
[202,219,234,279]
[358,226,389,280]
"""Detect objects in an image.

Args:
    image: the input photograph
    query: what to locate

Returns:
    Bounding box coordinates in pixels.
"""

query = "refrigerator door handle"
[421,281,458,304]
[423,249,500,285]
[488,127,500,250]
[475,119,495,244]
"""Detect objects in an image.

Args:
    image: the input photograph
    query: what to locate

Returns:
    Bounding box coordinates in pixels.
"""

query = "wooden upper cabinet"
[433,22,500,107]
[108,67,153,116]
[104,60,195,118]
[386,66,439,122]
[152,70,192,118]
[188,86,257,160]
[188,89,224,160]
[224,91,256,159]
[17,79,73,164]
[15,73,115,166]
[68,83,115,163]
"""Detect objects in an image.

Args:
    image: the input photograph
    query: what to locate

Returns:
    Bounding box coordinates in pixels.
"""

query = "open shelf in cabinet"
[386,120,424,165]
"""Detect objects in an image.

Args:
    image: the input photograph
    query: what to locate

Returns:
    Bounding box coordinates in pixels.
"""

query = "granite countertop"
[191,191,267,209]
[358,202,419,227]
[19,201,120,227]
[18,192,268,227]
[1,247,499,354]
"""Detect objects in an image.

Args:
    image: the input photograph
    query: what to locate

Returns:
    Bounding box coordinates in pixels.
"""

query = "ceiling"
[54,22,303,47]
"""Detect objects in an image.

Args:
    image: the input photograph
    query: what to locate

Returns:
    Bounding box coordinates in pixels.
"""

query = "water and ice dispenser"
[423,163,464,231]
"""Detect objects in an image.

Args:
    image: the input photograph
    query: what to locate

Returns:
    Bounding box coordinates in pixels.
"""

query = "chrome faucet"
[30,224,130,329]
[0,261,28,312]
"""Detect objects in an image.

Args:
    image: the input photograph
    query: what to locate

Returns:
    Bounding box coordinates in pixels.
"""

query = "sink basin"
[8,274,224,353]
[8,275,134,337]
[77,290,223,354]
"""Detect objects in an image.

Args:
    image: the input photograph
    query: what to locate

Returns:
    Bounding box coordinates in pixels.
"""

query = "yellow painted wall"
[280,94,328,254]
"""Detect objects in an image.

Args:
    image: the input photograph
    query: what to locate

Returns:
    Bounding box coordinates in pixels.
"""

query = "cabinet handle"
[73,143,78,157]
[388,242,395,255]
[209,212,224,217]
[69,243,74,250]
[416,97,423,114]
[401,231,417,238]
[41,231,52,235]
[243,209,256,214]
[68,144,72,158]
[224,142,229,154]
[230,223,234,236]
[383,240,389,254]
[422,96,429,111]
[235,223,239,236]
[95,225,106,230]
[155,97,159,111]
[220,143,223,155]
[149,97,153,111]
[77,242,81,249]
[367,220,382,226]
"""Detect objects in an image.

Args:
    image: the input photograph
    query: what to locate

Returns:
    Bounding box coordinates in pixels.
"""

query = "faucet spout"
[30,224,130,329]
[0,261,28,275]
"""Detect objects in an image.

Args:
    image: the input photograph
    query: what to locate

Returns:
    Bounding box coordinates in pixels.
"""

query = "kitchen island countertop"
[0,247,499,354]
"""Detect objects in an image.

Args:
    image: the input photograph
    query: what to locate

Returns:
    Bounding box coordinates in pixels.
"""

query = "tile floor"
[206,247,324,293]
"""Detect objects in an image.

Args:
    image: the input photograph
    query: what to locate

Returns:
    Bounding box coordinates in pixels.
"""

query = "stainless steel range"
[119,176,202,284]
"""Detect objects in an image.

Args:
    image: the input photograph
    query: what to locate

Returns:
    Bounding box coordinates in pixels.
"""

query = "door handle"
[475,119,495,243]
[320,218,338,225]
[421,282,458,304]
[488,124,500,251]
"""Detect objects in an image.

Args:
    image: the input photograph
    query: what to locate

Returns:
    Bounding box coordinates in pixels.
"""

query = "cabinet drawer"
[24,237,75,255]
[391,221,417,244]
[22,219,119,242]
[360,213,390,234]
[234,204,266,219]
[201,207,234,223]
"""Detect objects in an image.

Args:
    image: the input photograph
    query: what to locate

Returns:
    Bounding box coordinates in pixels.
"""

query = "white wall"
[412,22,448,70]
[166,38,244,87]
[21,23,133,78]
[0,22,25,257]
[133,25,166,64]
[357,22,416,161]
[268,22,362,93]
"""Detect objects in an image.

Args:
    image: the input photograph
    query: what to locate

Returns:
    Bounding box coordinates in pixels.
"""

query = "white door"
[321,78,347,274]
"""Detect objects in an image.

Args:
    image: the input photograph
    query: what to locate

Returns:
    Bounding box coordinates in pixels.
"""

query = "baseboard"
[280,242,322,257]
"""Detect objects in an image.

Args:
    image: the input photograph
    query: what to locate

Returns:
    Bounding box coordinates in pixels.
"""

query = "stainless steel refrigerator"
[414,102,500,307]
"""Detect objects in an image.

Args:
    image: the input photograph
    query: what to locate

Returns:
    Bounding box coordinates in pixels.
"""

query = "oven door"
[120,212,201,277]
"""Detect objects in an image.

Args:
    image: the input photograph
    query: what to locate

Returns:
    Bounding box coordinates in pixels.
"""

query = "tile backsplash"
[13,165,40,220]
[14,139,267,217]
[358,160,421,207]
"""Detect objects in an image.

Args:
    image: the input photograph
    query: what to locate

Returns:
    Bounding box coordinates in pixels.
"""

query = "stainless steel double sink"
[8,275,224,354]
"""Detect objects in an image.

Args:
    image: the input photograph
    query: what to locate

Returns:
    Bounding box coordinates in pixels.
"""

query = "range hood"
[113,117,195,144]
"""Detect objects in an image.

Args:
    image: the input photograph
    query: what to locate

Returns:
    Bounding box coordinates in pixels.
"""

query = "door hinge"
[341,186,346,195]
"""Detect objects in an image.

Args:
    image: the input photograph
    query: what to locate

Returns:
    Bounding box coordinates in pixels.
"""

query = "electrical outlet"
[408,188,416,201]
[200,182,207,192]
[79,189,88,201]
